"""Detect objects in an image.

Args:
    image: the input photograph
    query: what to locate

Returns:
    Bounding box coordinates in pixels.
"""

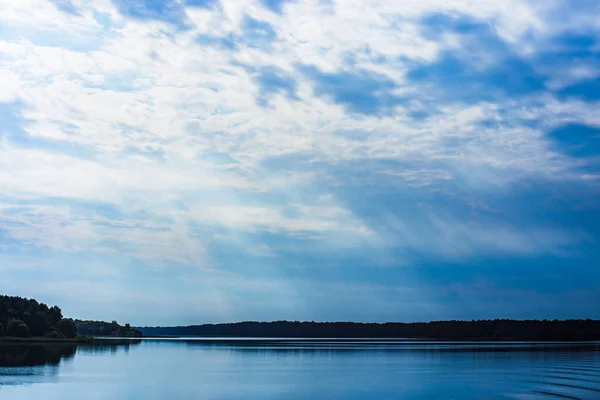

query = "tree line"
[139,319,600,340]
[75,320,142,337]
[0,295,77,338]
[0,295,140,339]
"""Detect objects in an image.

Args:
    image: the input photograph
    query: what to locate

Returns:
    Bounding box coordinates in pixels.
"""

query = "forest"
[0,295,77,338]
[5,293,599,341]
[0,295,140,339]
[139,319,600,341]
[75,320,142,337]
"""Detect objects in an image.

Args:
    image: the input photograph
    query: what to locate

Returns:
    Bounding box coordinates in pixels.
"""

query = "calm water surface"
[1,339,599,399]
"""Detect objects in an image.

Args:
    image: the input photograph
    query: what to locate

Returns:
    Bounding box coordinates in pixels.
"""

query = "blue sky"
[0,0,599,326]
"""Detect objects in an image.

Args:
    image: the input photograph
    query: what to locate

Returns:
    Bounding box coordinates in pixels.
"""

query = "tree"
[29,311,50,337]
[74,320,141,337]
[2,295,141,339]
[6,318,31,338]
[48,306,63,326]
[55,319,78,338]
[44,330,63,339]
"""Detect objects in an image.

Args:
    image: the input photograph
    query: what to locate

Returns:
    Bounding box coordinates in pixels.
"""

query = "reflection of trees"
[77,339,142,355]
[0,344,76,367]
[0,340,142,367]
[180,339,600,356]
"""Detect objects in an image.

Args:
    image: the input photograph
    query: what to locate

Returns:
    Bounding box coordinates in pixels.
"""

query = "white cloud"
[185,203,370,235]
[0,0,595,265]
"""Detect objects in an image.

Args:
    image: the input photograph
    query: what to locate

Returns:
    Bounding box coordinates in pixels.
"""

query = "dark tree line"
[0,295,78,338]
[75,320,142,337]
[139,319,600,341]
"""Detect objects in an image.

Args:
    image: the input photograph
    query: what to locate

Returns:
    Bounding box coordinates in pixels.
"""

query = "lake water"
[1,339,599,399]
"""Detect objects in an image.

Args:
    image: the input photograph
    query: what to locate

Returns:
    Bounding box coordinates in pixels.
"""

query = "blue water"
[1,339,599,399]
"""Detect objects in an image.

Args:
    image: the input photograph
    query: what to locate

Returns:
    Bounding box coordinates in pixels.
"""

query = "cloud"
[241,14,277,47]
[406,14,546,105]
[49,0,79,15]
[259,0,292,14]
[196,33,238,50]
[299,65,404,116]
[110,0,189,25]
[254,66,299,106]
[558,78,600,101]
[185,0,219,8]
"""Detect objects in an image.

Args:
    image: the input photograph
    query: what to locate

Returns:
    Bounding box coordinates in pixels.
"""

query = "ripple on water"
[509,350,600,400]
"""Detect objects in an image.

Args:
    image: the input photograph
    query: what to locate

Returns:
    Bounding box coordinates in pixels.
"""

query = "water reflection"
[178,338,600,353]
[1,339,599,399]
[76,339,142,355]
[176,339,600,399]
[0,340,142,367]
[0,339,142,391]
[0,345,77,367]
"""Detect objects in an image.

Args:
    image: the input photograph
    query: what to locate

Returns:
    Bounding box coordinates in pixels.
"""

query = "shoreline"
[0,336,93,344]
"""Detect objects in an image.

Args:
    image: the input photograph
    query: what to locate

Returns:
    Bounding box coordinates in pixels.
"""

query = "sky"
[0,0,599,326]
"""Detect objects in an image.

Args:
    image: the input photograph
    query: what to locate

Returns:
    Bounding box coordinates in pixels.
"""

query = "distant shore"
[137,319,600,341]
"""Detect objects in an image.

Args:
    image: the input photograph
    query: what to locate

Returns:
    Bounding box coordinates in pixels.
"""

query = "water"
[1,339,599,399]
